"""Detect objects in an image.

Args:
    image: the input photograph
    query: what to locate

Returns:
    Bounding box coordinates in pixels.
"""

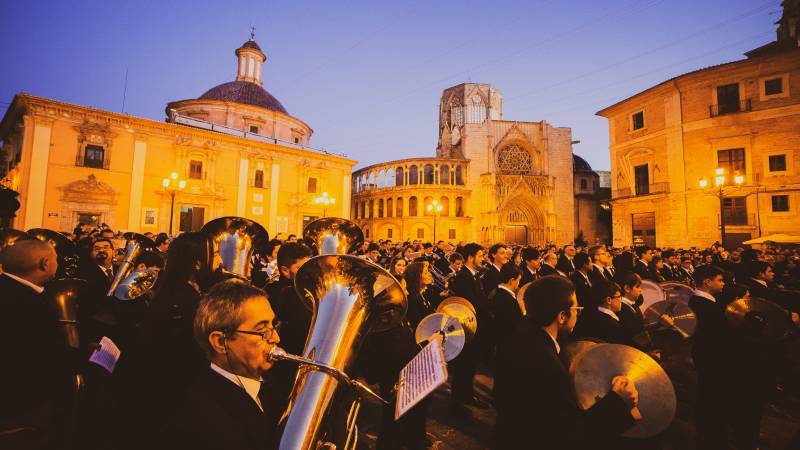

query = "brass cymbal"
[660,282,693,305]
[415,312,465,361]
[560,338,602,372]
[571,343,676,439]
[436,297,477,342]
[640,280,666,312]
[644,300,697,337]
[726,297,792,341]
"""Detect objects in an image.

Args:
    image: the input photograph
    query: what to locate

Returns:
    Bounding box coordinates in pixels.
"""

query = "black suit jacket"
[570,271,594,308]
[589,266,611,286]
[689,294,732,379]
[574,309,631,345]
[634,261,658,282]
[481,264,502,299]
[496,323,635,449]
[539,263,562,278]
[557,255,576,276]
[156,368,279,450]
[450,266,488,315]
[520,264,537,286]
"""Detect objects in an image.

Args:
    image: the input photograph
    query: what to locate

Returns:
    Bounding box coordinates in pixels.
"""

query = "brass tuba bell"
[302,217,364,256]
[200,216,269,282]
[107,233,157,297]
[43,278,88,349]
[113,268,159,301]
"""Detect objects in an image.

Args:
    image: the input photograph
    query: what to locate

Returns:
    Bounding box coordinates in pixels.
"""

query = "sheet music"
[395,334,448,420]
[89,336,121,373]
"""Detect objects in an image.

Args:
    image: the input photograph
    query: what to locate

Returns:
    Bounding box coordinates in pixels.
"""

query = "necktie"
[105,268,114,281]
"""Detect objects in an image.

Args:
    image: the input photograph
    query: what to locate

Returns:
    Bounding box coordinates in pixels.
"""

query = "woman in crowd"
[404,261,434,330]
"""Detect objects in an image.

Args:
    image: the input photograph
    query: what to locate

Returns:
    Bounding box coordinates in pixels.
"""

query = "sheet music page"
[395,334,448,420]
[88,336,121,373]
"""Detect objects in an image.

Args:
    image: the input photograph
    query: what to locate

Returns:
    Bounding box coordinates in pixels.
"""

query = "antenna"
[121,68,129,114]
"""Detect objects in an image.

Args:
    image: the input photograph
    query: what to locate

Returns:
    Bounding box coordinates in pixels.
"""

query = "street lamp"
[426,199,443,242]
[698,167,744,247]
[162,171,186,235]
[314,191,335,217]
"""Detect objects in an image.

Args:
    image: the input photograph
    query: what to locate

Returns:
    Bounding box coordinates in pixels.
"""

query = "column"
[268,163,280,231]
[237,157,249,216]
[127,139,147,231]
[23,119,52,230]
[342,173,351,219]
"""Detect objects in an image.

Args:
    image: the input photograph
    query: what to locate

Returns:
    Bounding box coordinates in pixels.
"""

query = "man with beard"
[76,237,116,345]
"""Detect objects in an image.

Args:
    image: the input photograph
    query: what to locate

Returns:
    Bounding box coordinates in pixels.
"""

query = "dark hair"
[488,243,505,261]
[277,242,312,271]
[593,279,621,306]
[405,261,428,295]
[448,252,464,264]
[92,237,114,249]
[499,262,522,284]
[193,280,270,359]
[461,243,483,261]
[693,264,724,286]
[160,232,214,292]
[587,245,603,261]
[522,246,540,262]
[389,255,407,278]
[635,246,652,257]
[662,250,675,259]
[422,243,433,249]
[286,234,296,240]
[619,271,641,290]
[265,239,282,258]
[748,261,771,278]
[573,252,591,270]
[613,251,635,272]
[154,232,170,247]
[135,250,164,269]
[367,243,380,252]
[524,275,575,327]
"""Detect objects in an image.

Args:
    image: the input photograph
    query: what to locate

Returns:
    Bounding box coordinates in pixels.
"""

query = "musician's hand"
[439,290,449,297]
[611,375,639,409]
[647,349,662,361]
[791,312,799,327]
[659,314,675,327]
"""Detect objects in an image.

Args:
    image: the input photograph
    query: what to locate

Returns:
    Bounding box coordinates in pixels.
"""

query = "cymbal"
[644,300,697,337]
[660,282,693,305]
[415,312,465,361]
[640,280,666,312]
[726,297,792,341]
[436,297,477,342]
[560,338,602,372]
[571,344,676,439]
[516,281,532,316]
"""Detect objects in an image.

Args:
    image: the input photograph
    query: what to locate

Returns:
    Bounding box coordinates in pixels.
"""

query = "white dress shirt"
[210,363,264,411]
[692,289,716,303]
[497,284,516,299]
[544,328,561,354]
[597,306,620,321]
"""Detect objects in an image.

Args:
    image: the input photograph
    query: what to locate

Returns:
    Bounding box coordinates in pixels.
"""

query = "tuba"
[107,233,156,296]
[200,216,269,282]
[113,268,159,301]
[44,278,88,349]
[27,228,81,279]
[302,217,364,256]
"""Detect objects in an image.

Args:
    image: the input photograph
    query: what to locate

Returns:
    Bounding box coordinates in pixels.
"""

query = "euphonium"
[275,254,406,449]
[27,228,81,279]
[200,216,269,282]
[302,217,364,255]
[107,233,156,297]
[44,278,88,349]
[113,268,159,301]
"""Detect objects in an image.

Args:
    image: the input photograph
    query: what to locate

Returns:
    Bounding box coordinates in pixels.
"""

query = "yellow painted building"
[0,38,355,235]
[597,6,800,249]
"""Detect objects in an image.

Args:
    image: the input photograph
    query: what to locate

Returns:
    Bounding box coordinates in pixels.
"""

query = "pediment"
[59,174,116,204]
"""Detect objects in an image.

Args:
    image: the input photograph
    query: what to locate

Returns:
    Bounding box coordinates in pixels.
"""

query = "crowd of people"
[1,220,798,450]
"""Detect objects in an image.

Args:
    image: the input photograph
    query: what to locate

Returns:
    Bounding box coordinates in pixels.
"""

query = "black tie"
[105,267,114,281]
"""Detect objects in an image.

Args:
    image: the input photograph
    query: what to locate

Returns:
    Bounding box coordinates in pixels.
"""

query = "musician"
[556,244,577,276]
[482,244,508,297]
[574,280,633,345]
[688,264,732,450]
[445,251,464,277]
[404,261,434,330]
[634,246,658,282]
[75,237,117,345]
[490,263,523,388]
[569,253,594,308]
[365,243,381,265]
[285,234,298,243]
[744,261,779,305]
[448,243,490,420]
[251,239,281,287]
[679,257,694,284]
[154,233,170,258]
[520,246,541,285]
[660,250,679,281]
[133,250,165,273]
[0,239,77,449]
[495,276,639,450]
[156,281,281,450]
[649,256,667,282]
[588,245,614,284]
[540,252,566,277]
[388,255,408,280]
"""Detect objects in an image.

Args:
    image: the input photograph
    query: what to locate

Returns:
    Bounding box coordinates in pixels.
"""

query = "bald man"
[0,239,75,447]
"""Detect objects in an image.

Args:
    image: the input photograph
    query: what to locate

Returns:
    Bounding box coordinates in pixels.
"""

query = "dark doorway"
[504,225,528,245]
[179,206,205,232]
[632,212,656,248]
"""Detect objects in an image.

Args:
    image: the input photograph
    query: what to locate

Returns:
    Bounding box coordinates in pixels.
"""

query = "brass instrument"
[436,296,477,341]
[0,228,30,251]
[200,216,269,281]
[726,296,793,341]
[113,268,159,301]
[414,312,467,361]
[302,217,363,255]
[107,233,156,297]
[27,228,81,279]
[44,278,88,349]
[276,253,406,450]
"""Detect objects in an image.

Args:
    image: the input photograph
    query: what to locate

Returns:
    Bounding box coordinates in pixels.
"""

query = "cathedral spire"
[235,32,267,86]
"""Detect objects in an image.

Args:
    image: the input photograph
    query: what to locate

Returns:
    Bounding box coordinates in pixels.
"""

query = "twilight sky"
[0,0,781,170]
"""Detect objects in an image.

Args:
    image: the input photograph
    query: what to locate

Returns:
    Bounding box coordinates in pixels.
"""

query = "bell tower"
[235,29,267,86]
[436,83,503,159]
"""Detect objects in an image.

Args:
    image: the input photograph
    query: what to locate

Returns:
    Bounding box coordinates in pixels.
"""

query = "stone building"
[573,154,610,245]
[0,38,355,234]
[352,83,578,246]
[596,3,800,248]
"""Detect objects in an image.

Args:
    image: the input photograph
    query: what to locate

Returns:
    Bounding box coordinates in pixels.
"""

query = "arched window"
[455,166,464,185]
[360,201,366,219]
[440,165,450,185]
[409,196,418,216]
[378,170,385,188]
[378,199,384,218]
[387,169,395,187]
[395,167,404,186]
[368,200,374,218]
[409,166,419,185]
[396,197,403,217]
[455,197,464,217]
[423,164,435,184]
[387,198,393,217]
[368,172,376,190]
[497,144,532,175]
[423,196,433,216]
[580,178,587,189]
[361,175,367,192]
[440,196,450,216]
[254,170,264,188]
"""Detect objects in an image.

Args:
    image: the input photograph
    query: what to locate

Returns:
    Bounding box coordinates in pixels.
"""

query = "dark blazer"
[495,323,636,450]
[520,264,538,286]
[634,261,658,282]
[617,301,646,345]
[75,261,115,345]
[481,264,502,299]
[489,287,522,354]
[406,290,433,330]
[539,263,562,278]
[570,271,594,308]
[450,266,489,315]
[689,293,732,378]
[156,368,280,450]
[0,274,76,447]
[557,255,576,276]
[589,265,612,286]
[573,308,631,345]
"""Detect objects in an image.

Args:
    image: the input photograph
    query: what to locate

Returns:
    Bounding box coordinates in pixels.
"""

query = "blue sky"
[0,0,781,170]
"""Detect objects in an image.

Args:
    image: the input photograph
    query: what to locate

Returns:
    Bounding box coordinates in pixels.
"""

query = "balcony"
[612,182,669,200]
[709,99,751,118]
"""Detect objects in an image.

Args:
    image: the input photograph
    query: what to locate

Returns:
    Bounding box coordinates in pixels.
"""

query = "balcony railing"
[709,99,751,117]
[612,182,670,199]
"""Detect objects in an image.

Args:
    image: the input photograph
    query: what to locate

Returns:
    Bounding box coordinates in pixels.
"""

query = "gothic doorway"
[504,225,528,245]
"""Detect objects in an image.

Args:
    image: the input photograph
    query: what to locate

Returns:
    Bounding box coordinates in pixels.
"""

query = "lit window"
[189,160,203,179]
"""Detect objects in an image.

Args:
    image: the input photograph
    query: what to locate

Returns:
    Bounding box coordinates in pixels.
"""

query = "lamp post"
[314,191,335,217]
[426,199,443,242]
[162,172,186,236]
[698,167,744,247]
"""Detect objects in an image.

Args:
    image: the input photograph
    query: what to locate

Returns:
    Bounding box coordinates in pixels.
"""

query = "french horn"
[107,233,156,297]
[200,216,269,282]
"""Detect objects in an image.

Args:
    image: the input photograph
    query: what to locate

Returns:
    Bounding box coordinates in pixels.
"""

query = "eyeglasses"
[570,306,585,316]
[230,321,282,342]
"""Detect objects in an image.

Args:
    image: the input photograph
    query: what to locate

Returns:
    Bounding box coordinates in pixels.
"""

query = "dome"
[573,154,593,172]
[239,39,262,52]
[199,80,288,114]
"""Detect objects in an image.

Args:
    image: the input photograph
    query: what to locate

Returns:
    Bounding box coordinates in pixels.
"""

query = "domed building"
[0,37,355,234]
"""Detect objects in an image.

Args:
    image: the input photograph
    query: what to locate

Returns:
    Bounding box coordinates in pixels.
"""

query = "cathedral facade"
[352,83,581,246]
[0,38,355,235]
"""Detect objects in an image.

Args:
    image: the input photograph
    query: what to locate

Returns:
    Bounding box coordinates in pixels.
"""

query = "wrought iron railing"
[709,99,751,117]
[612,182,669,199]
